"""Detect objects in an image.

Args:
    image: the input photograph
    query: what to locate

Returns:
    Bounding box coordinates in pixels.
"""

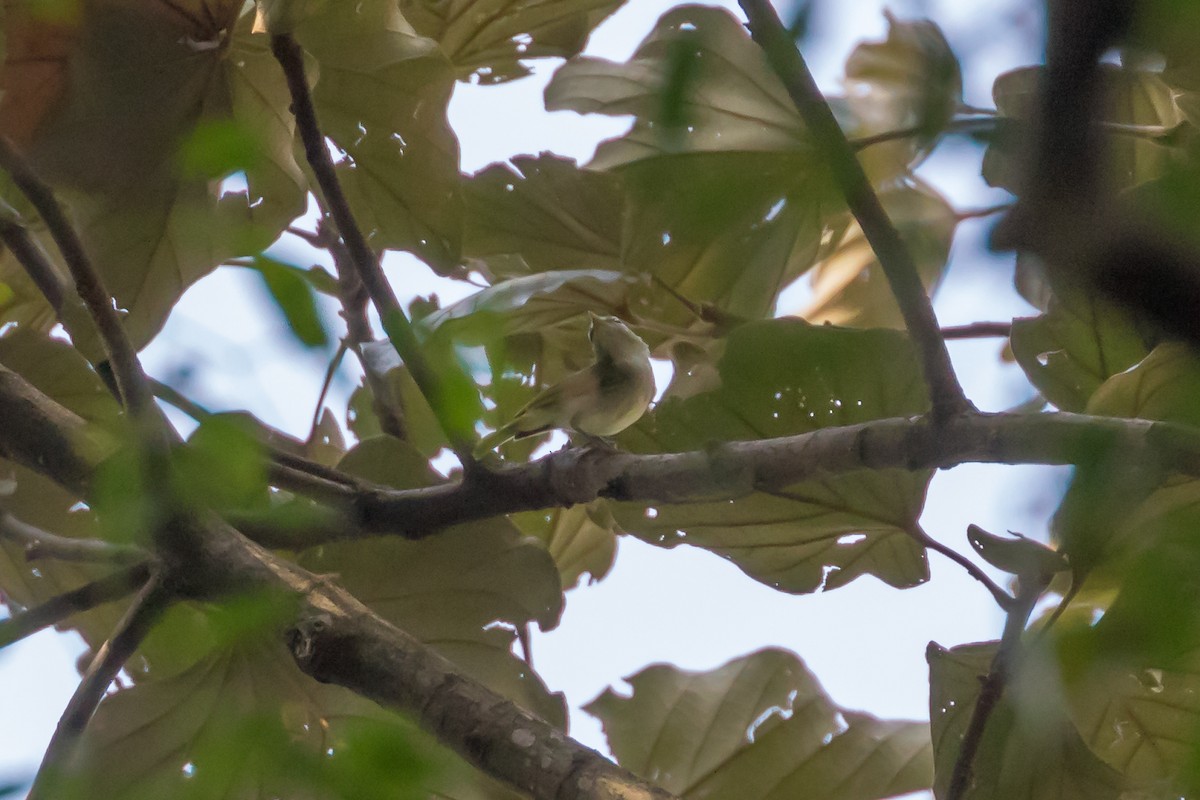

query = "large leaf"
[797,179,957,329]
[15,5,306,346]
[984,64,1184,193]
[611,320,932,594]
[511,501,618,590]
[927,642,1124,800]
[463,154,623,275]
[544,5,809,170]
[620,151,829,321]
[400,0,624,84]
[297,0,463,273]
[1009,291,1152,413]
[587,648,932,800]
[300,436,567,726]
[68,633,515,800]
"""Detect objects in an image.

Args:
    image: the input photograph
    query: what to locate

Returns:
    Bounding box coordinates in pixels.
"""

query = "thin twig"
[946,577,1042,800]
[0,562,152,649]
[270,34,471,460]
[738,0,972,421]
[0,512,146,565]
[906,524,1013,610]
[307,340,348,442]
[0,137,154,416]
[27,575,169,800]
[149,378,213,422]
[956,204,1013,222]
[941,322,1012,340]
[0,218,66,312]
[850,116,1001,150]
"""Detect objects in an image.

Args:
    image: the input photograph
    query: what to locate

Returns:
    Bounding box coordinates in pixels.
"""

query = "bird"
[474,313,655,457]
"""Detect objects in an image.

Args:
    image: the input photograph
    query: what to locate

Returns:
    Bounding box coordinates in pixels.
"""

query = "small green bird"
[474,313,655,457]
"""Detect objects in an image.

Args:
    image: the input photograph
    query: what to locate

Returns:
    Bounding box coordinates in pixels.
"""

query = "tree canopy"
[3,0,1200,799]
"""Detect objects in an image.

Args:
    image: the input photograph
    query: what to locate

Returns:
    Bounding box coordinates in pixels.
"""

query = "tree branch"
[737,0,972,421]
[0,512,146,564]
[243,411,1200,546]
[941,322,1012,340]
[27,574,169,800]
[270,34,467,458]
[0,562,152,649]
[906,524,1012,610]
[0,137,153,417]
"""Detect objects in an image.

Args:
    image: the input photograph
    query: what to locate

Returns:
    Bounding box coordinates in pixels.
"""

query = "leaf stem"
[737,0,972,421]
[270,34,471,461]
[941,321,1012,339]
[0,562,152,649]
[906,524,1013,610]
[27,575,169,800]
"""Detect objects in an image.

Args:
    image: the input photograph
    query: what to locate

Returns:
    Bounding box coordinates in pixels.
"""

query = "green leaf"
[302,436,567,726]
[587,648,932,800]
[400,0,624,83]
[511,500,618,590]
[250,254,331,349]
[177,118,263,180]
[797,179,957,328]
[1009,291,1152,413]
[611,320,932,594]
[966,524,1068,579]
[463,154,623,275]
[927,642,1124,800]
[545,6,809,170]
[296,0,463,273]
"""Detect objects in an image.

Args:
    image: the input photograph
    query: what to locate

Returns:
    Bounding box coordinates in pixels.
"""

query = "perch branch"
[270,34,466,458]
[738,0,972,420]
[0,512,146,564]
[0,562,152,648]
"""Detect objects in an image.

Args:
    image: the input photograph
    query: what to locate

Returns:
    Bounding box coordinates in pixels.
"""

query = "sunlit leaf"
[587,648,932,799]
[400,0,623,83]
[611,320,931,594]
[927,641,1124,800]
[172,413,270,514]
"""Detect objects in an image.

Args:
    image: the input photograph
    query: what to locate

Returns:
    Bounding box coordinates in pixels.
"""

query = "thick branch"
[738,0,971,420]
[0,562,152,648]
[270,34,466,457]
[244,411,1200,546]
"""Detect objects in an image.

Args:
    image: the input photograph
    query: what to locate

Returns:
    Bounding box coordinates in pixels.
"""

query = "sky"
[0,0,1049,791]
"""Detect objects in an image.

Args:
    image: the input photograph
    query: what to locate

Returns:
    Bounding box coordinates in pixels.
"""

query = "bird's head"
[587,312,650,363]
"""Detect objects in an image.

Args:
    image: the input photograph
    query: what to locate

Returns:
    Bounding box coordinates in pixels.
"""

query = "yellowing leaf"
[587,648,932,800]
[798,179,957,329]
[512,501,617,590]
[612,320,931,594]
